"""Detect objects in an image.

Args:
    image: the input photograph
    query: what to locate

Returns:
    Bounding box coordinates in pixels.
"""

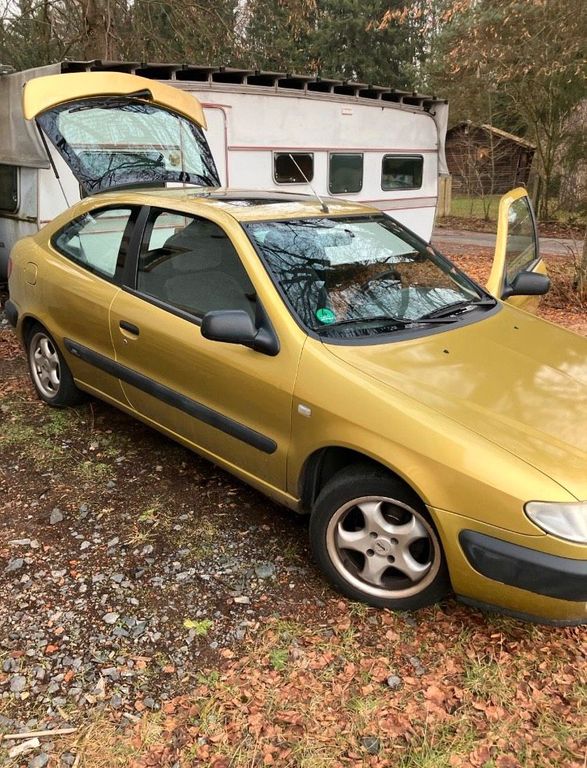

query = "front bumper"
[459,530,587,602]
[430,507,587,624]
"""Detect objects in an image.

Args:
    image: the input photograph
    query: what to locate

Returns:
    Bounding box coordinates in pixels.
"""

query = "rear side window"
[0,164,18,213]
[329,154,363,194]
[53,207,136,283]
[274,153,314,183]
[382,155,423,190]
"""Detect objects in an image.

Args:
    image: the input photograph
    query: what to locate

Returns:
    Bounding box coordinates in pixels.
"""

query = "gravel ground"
[1,299,332,760]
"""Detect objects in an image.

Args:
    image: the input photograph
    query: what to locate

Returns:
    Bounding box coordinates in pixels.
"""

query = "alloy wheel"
[29,331,61,399]
[325,495,441,599]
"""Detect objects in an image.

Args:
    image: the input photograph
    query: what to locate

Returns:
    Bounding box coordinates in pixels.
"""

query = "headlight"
[525,501,587,544]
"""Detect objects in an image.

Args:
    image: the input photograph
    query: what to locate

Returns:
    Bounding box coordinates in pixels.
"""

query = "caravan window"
[0,165,18,213]
[274,153,314,184]
[329,154,363,194]
[381,155,423,190]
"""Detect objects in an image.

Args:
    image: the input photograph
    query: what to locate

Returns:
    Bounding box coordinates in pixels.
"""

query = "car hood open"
[23,72,219,195]
[325,306,587,500]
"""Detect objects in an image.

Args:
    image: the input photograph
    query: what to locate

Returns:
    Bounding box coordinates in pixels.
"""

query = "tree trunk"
[79,0,119,60]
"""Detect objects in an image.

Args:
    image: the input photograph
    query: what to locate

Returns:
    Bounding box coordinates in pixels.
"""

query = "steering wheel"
[361,267,402,292]
[361,268,410,316]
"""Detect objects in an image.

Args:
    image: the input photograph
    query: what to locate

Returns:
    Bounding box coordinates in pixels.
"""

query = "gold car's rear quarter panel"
[11,236,129,406]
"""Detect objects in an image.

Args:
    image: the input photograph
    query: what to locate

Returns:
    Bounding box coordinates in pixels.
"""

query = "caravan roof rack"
[58,60,447,112]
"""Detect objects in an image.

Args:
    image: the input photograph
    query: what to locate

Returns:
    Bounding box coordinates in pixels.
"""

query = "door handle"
[119,320,140,336]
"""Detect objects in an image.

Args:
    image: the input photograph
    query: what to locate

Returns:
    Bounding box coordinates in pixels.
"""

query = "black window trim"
[0,163,19,214]
[328,152,364,195]
[50,204,143,287]
[381,154,424,191]
[273,152,315,185]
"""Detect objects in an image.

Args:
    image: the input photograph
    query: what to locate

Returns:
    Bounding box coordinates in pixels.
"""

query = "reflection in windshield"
[245,216,485,338]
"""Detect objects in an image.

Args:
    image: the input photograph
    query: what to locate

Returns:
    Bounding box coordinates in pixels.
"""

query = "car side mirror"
[201,310,279,356]
[501,271,550,300]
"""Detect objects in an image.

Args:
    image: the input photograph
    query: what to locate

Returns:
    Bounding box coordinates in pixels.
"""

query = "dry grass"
[0,709,165,767]
[106,606,585,768]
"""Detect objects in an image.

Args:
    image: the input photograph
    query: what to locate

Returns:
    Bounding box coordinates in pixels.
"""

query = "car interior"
[137,216,256,319]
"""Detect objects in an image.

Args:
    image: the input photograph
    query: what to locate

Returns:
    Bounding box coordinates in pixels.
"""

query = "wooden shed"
[446,122,535,195]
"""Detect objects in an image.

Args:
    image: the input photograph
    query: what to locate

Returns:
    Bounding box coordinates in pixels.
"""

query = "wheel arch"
[298,446,428,514]
[21,314,43,344]
[15,314,48,347]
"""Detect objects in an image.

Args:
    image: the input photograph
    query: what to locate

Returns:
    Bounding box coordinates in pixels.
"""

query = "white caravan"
[0,61,449,281]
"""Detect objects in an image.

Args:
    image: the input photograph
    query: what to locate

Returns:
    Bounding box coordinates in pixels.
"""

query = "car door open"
[486,187,549,311]
[22,72,219,195]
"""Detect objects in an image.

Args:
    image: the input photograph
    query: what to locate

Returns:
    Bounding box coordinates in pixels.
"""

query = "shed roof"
[449,121,536,150]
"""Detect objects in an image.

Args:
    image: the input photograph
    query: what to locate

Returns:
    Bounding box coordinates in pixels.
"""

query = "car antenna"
[288,153,329,214]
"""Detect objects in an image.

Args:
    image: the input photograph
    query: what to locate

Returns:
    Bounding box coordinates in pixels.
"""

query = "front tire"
[309,465,450,610]
[27,325,86,407]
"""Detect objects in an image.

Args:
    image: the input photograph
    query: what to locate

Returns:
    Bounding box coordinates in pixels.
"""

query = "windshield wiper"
[418,297,496,321]
[314,314,457,334]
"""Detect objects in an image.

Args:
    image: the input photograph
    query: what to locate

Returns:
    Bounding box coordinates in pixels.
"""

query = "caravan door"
[23,72,220,195]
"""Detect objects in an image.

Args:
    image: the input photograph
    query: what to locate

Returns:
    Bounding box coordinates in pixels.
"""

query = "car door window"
[53,207,136,283]
[504,195,538,283]
[136,210,256,320]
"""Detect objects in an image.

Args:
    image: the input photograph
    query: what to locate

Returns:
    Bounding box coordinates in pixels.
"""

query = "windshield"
[245,215,489,339]
[37,97,219,194]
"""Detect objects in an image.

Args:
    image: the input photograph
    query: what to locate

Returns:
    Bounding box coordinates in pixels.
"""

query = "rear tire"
[26,324,86,407]
[309,465,451,610]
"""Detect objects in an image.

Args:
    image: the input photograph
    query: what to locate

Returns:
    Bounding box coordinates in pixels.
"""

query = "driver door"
[108,206,303,496]
[486,187,547,312]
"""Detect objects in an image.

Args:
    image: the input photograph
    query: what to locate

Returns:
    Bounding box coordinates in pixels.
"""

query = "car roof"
[91,187,379,222]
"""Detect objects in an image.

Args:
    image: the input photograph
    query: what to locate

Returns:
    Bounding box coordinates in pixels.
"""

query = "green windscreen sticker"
[316,307,336,324]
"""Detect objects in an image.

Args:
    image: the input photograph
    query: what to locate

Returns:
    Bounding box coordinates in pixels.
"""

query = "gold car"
[6,74,587,624]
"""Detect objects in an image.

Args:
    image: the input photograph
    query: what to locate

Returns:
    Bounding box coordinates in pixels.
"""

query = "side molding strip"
[64,338,277,455]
